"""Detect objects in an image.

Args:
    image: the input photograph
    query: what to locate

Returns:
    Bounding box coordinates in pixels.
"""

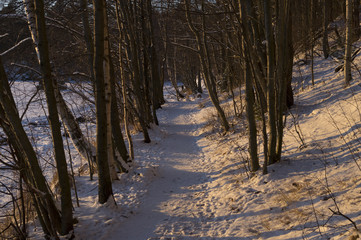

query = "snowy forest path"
[103,100,210,240]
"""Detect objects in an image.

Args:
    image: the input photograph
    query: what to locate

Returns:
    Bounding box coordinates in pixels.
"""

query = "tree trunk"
[345,0,353,86]
[245,58,260,172]
[0,56,62,238]
[323,0,330,59]
[147,0,161,124]
[140,1,153,125]
[80,0,95,81]
[118,0,151,143]
[94,0,113,204]
[264,0,277,164]
[310,0,315,86]
[352,0,360,42]
[24,0,97,170]
[275,0,293,162]
[185,0,230,132]
[197,71,202,93]
[115,0,135,161]
[33,0,73,234]
[103,3,118,181]
[110,60,131,171]
[239,0,260,172]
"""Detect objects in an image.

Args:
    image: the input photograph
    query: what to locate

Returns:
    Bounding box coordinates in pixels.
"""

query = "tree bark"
[239,1,260,172]
[264,0,277,164]
[33,0,73,234]
[323,0,330,59]
[310,0,315,86]
[352,0,360,42]
[115,0,134,161]
[118,0,151,143]
[80,0,95,81]
[345,0,353,86]
[24,0,97,170]
[0,56,62,238]
[275,0,293,162]
[93,0,113,204]
[245,59,260,172]
[103,3,118,181]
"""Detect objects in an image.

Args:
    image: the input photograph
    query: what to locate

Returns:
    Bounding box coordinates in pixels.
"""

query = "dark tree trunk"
[323,0,330,58]
[93,0,113,204]
[34,0,73,234]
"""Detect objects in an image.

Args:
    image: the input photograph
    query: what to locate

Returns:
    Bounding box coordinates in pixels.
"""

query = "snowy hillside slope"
[176,46,361,239]
[79,44,361,239]
[96,50,361,239]
[6,42,361,240]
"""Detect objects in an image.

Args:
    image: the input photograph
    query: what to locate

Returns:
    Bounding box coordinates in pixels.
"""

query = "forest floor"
[76,51,361,239]
[91,53,361,239]
[10,40,361,240]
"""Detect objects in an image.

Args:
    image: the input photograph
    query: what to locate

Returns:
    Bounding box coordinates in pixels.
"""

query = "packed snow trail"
[102,100,209,240]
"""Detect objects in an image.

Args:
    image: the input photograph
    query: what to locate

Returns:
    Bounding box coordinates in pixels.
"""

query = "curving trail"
[102,101,210,240]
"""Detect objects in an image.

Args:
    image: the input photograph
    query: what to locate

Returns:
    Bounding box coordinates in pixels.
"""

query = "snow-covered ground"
[75,49,361,240]
[3,42,361,240]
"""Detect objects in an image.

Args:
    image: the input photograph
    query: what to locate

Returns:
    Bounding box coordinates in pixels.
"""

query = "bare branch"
[170,41,199,53]
[10,63,41,76]
[0,37,32,56]
[0,33,9,39]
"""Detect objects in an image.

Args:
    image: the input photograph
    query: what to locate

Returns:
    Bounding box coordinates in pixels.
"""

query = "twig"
[326,107,361,171]
[0,33,9,39]
[20,88,40,121]
[10,63,41,76]
[289,111,306,148]
[329,208,358,231]
[306,184,323,237]
[0,37,32,56]
[64,125,80,208]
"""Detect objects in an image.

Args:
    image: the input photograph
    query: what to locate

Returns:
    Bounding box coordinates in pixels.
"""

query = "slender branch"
[170,41,199,53]
[0,38,32,56]
[10,63,41,76]
[0,33,9,39]
[20,88,40,121]
[329,208,359,231]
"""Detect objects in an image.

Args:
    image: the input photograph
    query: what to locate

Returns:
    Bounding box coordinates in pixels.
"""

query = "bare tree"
[24,0,97,172]
[32,0,74,234]
[0,55,62,238]
[185,0,230,132]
